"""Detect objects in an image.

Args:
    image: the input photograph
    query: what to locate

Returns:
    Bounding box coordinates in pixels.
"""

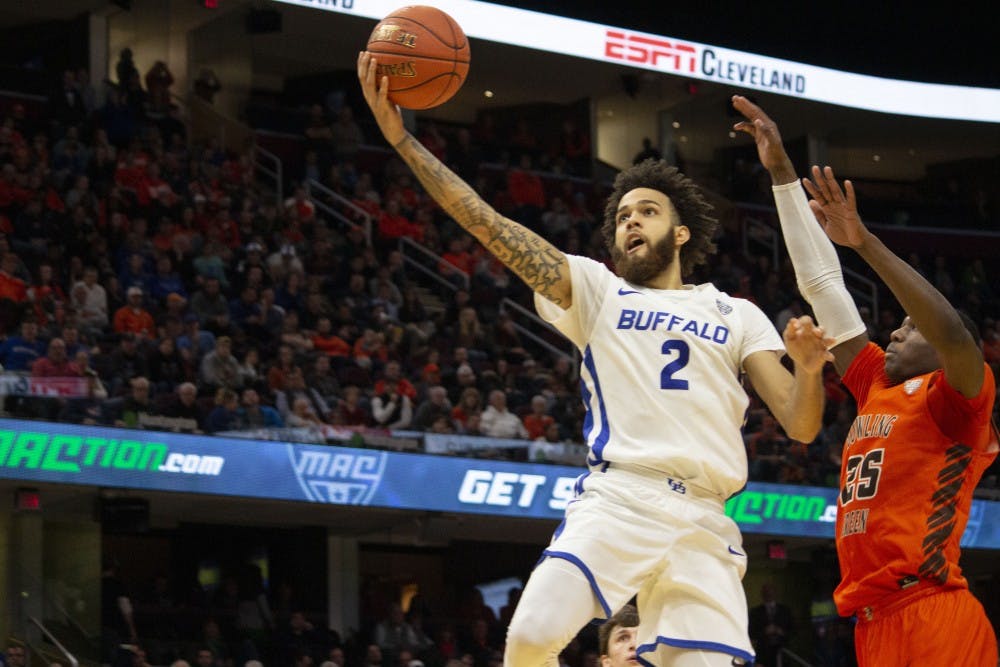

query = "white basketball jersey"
[535,254,784,498]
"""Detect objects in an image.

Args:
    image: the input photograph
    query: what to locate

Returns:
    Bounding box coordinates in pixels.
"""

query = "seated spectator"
[374,361,416,400]
[276,368,331,422]
[267,344,299,394]
[115,376,154,429]
[411,385,452,432]
[236,347,261,390]
[31,338,81,377]
[0,252,29,333]
[190,277,228,327]
[70,266,108,334]
[307,354,340,404]
[285,396,325,428]
[113,286,156,338]
[149,256,187,303]
[238,388,283,429]
[200,335,241,390]
[146,336,187,393]
[176,314,216,359]
[205,387,241,433]
[311,317,351,358]
[480,390,528,439]
[374,602,420,661]
[278,310,314,354]
[522,394,554,440]
[163,382,205,433]
[331,385,370,427]
[1,319,47,371]
[96,332,149,396]
[451,387,482,433]
[371,384,413,430]
[747,414,789,483]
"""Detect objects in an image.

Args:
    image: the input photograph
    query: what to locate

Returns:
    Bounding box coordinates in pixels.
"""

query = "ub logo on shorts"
[288,445,388,504]
[667,478,687,494]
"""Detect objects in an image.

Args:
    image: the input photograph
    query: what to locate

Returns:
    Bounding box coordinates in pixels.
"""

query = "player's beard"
[611,227,677,286]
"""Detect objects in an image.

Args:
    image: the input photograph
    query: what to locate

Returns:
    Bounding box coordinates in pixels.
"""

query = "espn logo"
[604,30,697,73]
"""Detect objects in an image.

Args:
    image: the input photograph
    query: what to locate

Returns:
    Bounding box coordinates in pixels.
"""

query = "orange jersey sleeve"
[833,343,997,616]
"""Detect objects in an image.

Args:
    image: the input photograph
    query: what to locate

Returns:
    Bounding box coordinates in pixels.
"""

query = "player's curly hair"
[601,159,718,276]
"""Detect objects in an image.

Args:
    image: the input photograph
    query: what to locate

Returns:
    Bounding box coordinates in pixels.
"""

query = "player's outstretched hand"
[357,51,406,146]
[731,95,796,184]
[783,315,835,375]
[802,166,869,249]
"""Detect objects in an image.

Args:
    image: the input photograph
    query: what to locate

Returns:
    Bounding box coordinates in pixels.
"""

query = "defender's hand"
[731,95,796,184]
[802,165,869,249]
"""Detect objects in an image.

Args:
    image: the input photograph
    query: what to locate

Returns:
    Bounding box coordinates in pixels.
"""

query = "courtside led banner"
[275,0,1000,123]
[1,418,999,548]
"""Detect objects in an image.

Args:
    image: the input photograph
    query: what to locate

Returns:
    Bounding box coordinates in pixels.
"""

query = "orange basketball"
[366,5,471,110]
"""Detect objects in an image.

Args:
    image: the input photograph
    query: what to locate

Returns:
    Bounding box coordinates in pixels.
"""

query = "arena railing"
[253,144,283,208]
[499,297,576,365]
[305,178,372,247]
[397,236,470,293]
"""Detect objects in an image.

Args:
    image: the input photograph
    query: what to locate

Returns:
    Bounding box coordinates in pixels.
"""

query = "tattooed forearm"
[394,134,570,306]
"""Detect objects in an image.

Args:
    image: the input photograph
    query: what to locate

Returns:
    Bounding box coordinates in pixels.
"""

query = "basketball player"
[734,94,999,666]
[598,605,640,667]
[359,52,835,667]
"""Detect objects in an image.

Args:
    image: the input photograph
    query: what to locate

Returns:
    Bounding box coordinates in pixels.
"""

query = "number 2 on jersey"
[660,339,690,390]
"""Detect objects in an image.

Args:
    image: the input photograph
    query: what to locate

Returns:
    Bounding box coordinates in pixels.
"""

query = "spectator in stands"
[0,252,29,333]
[480,390,528,439]
[451,387,482,434]
[31,337,80,377]
[411,385,452,432]
[332,385,370,427]
[113,286,156,338]
[307,354,341,404]
[286,395,325,428]
[115,376,154,428]
[352,327,388,371]
[0,319,47,371]
[747,414,789,483]
[191,277,229,327]
[163,382,205,433]
[205,387,241,433]
[311,317,351,359]
[176,314,216,361]
[522,394,554,441]
[98,332,149,396]
[145,61,174,116]
[278,310,314,355]
[375,602,420,664]
[71,266,108,333]
[193,68,222,105]
[238,388,283,429]
[50,70,86,128]
[146,335,187,392]
[276,367,331,422]
[330,106,363,163]
[200,335,242,391]
[267,344,299,393]
[371,383,413,430]
[506,154,545,226]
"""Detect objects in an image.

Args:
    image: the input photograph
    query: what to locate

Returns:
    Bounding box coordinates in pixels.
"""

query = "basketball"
[366,5,471,110]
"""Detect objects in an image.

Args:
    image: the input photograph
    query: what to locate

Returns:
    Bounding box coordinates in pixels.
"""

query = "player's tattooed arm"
[394,134,572,307]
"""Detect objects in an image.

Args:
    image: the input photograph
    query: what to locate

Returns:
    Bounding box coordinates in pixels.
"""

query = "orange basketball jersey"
[834,343,997,616]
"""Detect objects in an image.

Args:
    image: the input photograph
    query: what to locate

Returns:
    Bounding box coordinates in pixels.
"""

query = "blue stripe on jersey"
[635,637,754,666]
[581,345,611,465]
[542,549,613,619]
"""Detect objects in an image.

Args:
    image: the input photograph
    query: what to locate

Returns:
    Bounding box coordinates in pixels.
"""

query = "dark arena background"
[0,1,998,666]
